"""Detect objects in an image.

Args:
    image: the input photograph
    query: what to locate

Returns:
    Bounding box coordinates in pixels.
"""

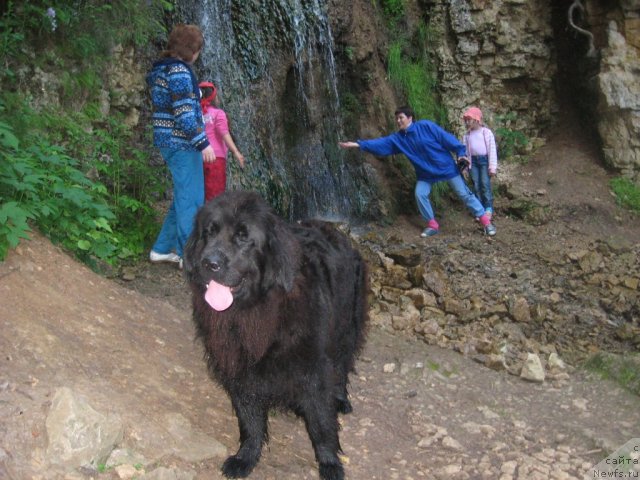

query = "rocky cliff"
[330,0,640,181]
[19,0,640,221]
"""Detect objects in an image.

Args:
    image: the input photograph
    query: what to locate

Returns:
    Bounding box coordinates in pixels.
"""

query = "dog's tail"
[352,252,369,357]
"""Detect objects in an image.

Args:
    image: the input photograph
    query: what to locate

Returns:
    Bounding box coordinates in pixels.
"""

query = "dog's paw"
[319,462,345,480]
[221,455,256,478]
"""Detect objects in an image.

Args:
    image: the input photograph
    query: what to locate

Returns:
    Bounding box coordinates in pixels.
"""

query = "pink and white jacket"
[463,126,498,174]
[202,104,230,158]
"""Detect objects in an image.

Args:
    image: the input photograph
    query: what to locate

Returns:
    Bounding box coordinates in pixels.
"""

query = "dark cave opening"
[550,0,603,131]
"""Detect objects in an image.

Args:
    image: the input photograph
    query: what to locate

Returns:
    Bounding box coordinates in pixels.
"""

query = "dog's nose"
[203,254,225,272]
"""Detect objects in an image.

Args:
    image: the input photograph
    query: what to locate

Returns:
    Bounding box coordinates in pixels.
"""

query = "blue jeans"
[152,148,204,257]
[415,175,485,223]
[470,155,493,213]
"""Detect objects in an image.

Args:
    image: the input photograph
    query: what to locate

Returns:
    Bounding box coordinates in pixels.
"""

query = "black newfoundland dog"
[183,191,368,480]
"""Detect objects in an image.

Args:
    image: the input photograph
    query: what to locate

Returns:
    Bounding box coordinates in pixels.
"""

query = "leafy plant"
[0,0,173,267]
[344,45,355,62]
[0,119,120,265]
[610,176,640,213]
[340,91,361,126]
[0,85,167,268]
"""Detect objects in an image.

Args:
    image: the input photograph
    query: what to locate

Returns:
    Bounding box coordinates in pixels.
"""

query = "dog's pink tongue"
[205,279,234,311]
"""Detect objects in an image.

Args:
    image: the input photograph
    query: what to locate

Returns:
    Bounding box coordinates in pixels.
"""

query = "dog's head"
[184,191,299,310]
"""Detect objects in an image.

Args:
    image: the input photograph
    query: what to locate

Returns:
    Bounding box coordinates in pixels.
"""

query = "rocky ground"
[1,118,639,480]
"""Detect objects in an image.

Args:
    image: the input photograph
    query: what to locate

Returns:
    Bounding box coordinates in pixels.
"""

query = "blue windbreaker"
[358,120,465,182]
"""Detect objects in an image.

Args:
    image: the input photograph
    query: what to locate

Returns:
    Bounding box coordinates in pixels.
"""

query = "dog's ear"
[262,217,299,292]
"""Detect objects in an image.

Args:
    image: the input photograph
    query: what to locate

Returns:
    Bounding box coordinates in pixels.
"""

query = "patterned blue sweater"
[147,58,210,152]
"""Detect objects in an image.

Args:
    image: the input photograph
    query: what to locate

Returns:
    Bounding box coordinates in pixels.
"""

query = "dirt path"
[1,115,639,480]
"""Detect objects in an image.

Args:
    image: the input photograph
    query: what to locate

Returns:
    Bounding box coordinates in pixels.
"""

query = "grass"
[583,352,640,396]
[610,177,640,213]
[426,360,458,378]
[386,22,447,125]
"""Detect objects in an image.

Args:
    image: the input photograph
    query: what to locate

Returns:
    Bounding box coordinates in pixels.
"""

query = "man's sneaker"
[421,227,439,238]
[149,250,181,264]
[178,258,184,270]
[484,223,497,236]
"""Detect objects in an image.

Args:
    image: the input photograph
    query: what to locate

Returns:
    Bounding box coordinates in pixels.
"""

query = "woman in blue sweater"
[147,24,215,266]
[339,106,496,237]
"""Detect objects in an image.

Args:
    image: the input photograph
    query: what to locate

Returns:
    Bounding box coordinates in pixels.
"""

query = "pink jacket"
[463,127,498,174]
[202,105,230,158]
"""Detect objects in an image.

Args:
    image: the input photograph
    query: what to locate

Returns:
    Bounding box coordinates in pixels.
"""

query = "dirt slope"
[1,116,639,480]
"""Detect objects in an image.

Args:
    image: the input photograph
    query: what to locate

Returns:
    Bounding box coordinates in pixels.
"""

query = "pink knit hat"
[463,107,483,122]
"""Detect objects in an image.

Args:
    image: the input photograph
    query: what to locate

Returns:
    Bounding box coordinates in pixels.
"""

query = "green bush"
[0,97,167,266]
[0,0,172,268]
[610,177,640,213]
[0,119,118,264]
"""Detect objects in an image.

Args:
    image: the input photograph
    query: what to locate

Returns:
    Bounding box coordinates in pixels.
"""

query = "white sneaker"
[149,250,181,264]
[484,223,497,236]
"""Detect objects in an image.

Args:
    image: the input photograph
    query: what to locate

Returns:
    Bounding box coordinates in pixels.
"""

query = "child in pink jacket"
[462,107,498,217]
[199,81,245,201]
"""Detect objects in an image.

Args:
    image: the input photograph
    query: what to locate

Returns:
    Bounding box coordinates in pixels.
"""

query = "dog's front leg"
[222,397,268,478]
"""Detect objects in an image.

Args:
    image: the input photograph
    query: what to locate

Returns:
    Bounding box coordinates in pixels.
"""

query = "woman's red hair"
[162,24,204,62]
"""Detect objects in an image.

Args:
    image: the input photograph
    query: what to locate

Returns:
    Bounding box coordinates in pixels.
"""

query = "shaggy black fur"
[183,191,368,480]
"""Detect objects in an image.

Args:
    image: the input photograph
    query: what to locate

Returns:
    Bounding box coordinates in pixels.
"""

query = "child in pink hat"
[462,107,498,218]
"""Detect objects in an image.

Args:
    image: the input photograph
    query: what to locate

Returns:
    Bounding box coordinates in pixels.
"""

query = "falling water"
[177,0,375,221]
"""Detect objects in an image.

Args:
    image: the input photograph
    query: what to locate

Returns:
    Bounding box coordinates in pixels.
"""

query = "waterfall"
[178,0,376,221]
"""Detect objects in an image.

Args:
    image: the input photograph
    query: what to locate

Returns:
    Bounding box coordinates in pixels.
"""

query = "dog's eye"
[234,225,251,244]
[205,222,219,237]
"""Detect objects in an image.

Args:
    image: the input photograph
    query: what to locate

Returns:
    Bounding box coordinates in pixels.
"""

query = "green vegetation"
[379,0,405,25]
[427,360,458,378]
[386,22,447,125]
[494,112,529,160]
[610,176,640,213]
[583,352,640,396]
[344,46,355,62]
[0,1,172,267]
[1,0,170,76]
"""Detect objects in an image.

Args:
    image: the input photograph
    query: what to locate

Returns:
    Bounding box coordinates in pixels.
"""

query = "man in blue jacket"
[339,106,496,237]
